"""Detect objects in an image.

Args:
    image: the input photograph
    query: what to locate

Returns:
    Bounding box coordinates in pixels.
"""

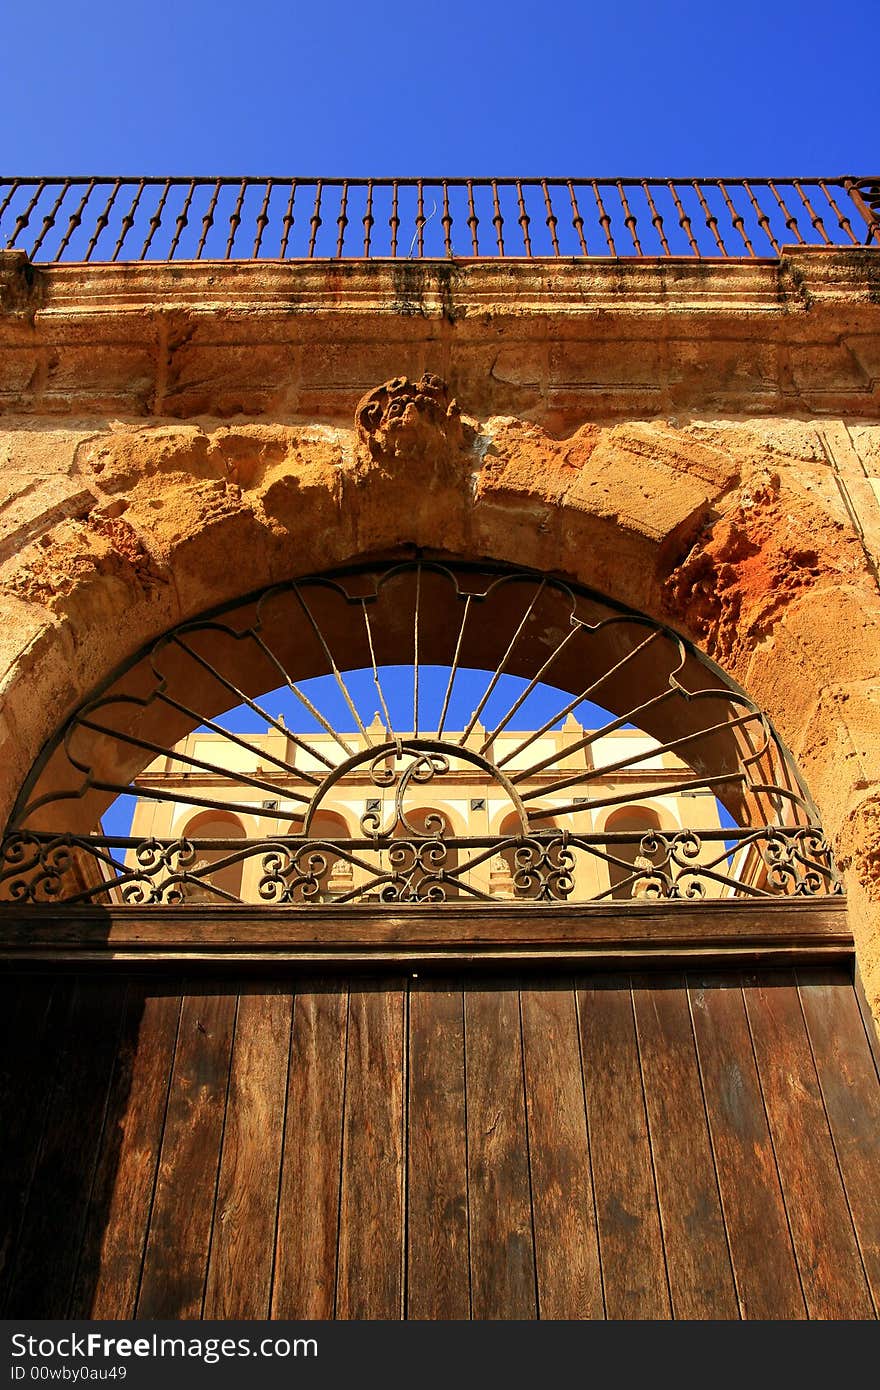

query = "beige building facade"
[129,719,731,902]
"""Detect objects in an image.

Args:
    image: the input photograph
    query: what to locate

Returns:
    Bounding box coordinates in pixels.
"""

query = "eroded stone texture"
[840,796,880,898]
[1,252,880,1014]
[662,468,869,669]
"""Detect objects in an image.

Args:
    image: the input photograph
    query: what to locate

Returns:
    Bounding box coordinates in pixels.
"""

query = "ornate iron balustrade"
[0,826,840,907]
[1,176,878,263]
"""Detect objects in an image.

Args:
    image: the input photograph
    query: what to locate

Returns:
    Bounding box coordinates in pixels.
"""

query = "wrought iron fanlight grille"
[0,560,841,906]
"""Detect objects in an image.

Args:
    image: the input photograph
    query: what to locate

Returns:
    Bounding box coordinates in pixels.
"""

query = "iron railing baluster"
[542,179,560,255]
[794,180,831,246]
[84,178,121,262]
[668,181,699,256]
[441,180,453,258]
[29,180,71,260]
[111,179,145,262]
[363,180,375,257]
[568,180,588,255]
[138,179,170,260]
[617,181,642,254]
[718,180,755,257]
[693,180,727,255]
[819,180,857,245]
[516,179,532,256]
[335,180,349,258]
[196,179,222,260]
[54,179,96,261]
[224,178,248,259]
[252,179,274,258]
[7,180,46,249]
[0,176,874,263]
[466,179,479,256]
[279,180,297,258]
[593,179,617,254]
[642,181,670,255]
[769,180,805,245]
[389,180,400,258]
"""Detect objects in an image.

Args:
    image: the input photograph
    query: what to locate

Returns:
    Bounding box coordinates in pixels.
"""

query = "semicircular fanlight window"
[0,559,840,905]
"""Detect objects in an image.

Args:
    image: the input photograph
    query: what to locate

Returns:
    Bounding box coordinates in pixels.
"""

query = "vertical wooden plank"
[854,964,880,1075]
[73,985,182,1318]
[0,976,66,1312]
[407,980,469,1319]
[632,973,738,1319]
[336,980,405,1319]
[465,983,536,1320]
[5,976,128,1318]
[688,972,805,1319]
[520,982,603,1319]
[577,974,671,1319]
[136,986,236,1319]
[798,968,880,1311]
[744,969,874,1319]
[203,984,293,1318]
[271,982,347,1319]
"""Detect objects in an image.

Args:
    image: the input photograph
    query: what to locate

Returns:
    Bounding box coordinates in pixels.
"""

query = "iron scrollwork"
[0,558,843,909]
[0,827,842,906]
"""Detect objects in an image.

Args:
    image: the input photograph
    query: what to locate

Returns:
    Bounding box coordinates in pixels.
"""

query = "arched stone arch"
[493,808,599,900]
[0,415,878,1004]
[399,806,462,899]
[305,808,352,839]
[294,807,353,903]
[594,798,677,838]
[602,804,666,901]
[404,803,468,839]
[175,808,246,902]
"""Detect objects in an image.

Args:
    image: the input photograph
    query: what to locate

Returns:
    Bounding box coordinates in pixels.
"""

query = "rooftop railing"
[1,177,878,265]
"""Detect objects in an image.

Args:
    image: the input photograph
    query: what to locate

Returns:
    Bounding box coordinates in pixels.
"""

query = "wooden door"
[1,962,878,1320]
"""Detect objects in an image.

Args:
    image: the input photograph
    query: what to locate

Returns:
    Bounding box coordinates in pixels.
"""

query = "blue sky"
[7,2,857,840]
[4,1,877,174]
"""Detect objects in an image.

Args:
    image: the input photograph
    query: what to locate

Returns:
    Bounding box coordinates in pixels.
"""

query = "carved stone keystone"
[355,373,467,464]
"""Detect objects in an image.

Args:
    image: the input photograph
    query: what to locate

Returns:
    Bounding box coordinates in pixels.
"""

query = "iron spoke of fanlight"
[0,558,837,907]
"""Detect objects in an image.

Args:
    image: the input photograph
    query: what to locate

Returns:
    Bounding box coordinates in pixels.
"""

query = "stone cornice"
[2,246,879,315]
[1,247,879,421]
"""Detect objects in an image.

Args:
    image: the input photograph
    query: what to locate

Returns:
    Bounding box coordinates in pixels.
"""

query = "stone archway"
[1,379,878,1007]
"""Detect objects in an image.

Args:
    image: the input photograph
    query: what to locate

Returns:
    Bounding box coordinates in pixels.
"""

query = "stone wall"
[1,248,879,1009]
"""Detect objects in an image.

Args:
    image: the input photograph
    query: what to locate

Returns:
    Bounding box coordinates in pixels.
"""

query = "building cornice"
[2,248,879,421]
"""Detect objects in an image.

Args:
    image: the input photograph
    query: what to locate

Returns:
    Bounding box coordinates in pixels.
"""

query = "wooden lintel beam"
[0,899,850,970]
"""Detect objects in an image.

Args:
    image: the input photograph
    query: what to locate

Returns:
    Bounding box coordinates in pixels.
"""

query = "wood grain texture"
[632,973,738,1319]
[688,973,806,1319]
[1,961,878,1323]
[520,983,603,1318]
[0,900,849,967]
[271,984,348,1319]
[136,987,236,1319]
[5,977,128,1318]
[465,984,537,1320]
[203,986,293,1318]
[577,976,671,1319]
[335,981,406,1319]
[0,978,64,1312]
[798,968,880,1312]
[743,969,874,1319]
[73,985,181,1318]
[407,981,470,1319]
[854,966,880,1075]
